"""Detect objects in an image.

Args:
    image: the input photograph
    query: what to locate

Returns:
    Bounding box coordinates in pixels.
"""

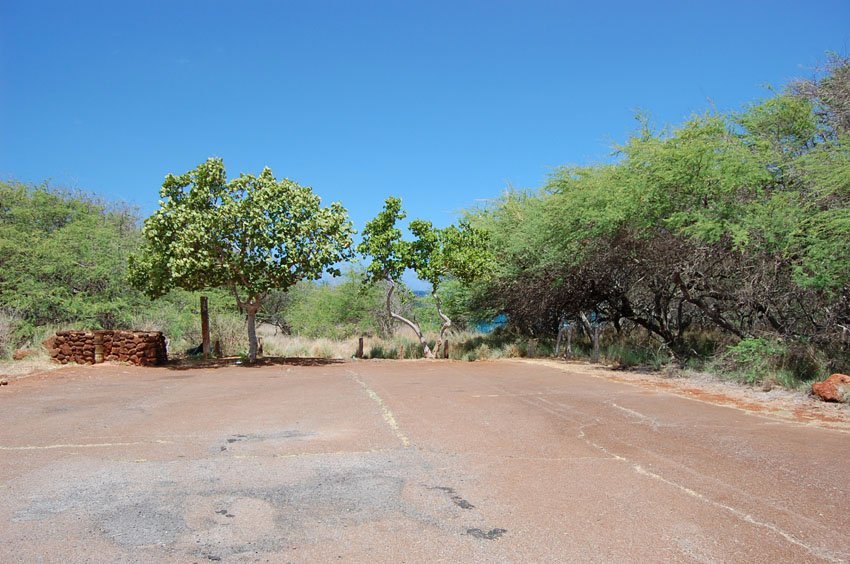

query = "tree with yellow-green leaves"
[129,158,354,362]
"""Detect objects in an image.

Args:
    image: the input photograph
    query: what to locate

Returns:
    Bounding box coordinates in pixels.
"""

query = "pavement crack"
[631,464,843,563]
[610,402,661,430]
[346,369,411,448]
[578,422,841,563]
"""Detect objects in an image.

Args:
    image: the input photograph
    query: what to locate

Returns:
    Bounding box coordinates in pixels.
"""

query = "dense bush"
[461,56,850,383]
[0,309,19,358]
[0,182,144,344]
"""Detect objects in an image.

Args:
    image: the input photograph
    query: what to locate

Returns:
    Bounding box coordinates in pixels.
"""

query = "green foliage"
[713,337,826,387]
[0,309,19,358]
[0,181,142,343]
[459,56,850,372]
[129,158,354,300]
[128,158,355,360]
[409,218,492,292]
[357,196,408,284]
[276,272,392,339]
[358,196,491,356]
[722,338,788,374]
[128,288,242,354]
[359,197,492,293]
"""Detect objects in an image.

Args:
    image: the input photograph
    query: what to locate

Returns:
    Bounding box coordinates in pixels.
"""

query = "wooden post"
[93,331,104,364]
[527,338,537,358]
[591,323,600,363]
[356,337,364,359]
[200,295,211,359]
[443,339,449,359]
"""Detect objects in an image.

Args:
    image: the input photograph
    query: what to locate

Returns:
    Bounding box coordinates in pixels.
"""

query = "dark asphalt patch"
[429,486,476,510]
[466,528,507,540]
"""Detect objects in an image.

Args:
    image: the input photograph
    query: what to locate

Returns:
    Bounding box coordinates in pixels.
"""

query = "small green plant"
[712,337,824,388]
[0,309,20,358]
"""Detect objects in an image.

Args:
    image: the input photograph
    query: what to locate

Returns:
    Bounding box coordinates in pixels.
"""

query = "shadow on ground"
[164,356,345,371]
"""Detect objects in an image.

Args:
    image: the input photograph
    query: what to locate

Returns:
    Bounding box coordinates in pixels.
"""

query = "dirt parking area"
[1,359,848,562]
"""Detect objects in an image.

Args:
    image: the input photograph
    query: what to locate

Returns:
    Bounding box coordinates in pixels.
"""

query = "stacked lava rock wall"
[45,330,167,366]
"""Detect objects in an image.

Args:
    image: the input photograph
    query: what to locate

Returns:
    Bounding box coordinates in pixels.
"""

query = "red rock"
[812,374,850,402]
[12,349,36,361]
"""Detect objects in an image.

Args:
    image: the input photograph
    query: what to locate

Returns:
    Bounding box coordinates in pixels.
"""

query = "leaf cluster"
[359,197,493,293]
[129,158,355,304]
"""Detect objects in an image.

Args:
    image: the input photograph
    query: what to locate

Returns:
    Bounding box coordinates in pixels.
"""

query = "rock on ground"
[811,373,850,403]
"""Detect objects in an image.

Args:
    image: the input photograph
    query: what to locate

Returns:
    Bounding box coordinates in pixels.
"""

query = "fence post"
[591,323,600,363]
[200,295,211,359]
[94,331,104,364]
[356,337,364,359]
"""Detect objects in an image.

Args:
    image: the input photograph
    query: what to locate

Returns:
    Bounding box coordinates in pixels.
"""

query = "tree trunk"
[387,278,433,358]
[433,292,451,359]
[555,315,566,356]
[246,305,259,362]
[591,323,600,364]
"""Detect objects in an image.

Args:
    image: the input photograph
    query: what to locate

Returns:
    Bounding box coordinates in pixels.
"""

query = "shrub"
[711,337,824,388]
[0,309,19,358]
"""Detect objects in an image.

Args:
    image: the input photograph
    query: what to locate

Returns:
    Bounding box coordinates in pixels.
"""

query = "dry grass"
[257,325,358,359]
[0,349,66,379]
[254,325,528,361]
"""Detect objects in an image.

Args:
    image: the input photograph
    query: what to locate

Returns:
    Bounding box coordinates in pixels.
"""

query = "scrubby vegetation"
[457,55,850,387]
[2,54,848,395]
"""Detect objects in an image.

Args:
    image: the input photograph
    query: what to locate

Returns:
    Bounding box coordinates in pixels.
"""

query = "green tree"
[0,181,141,341]
[408,218,492,355]
[128,158,354,361]
[357,197,435,357]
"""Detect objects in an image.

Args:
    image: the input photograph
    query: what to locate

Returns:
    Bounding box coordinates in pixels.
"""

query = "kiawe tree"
[359,197,491,358]
[409,218,492,356]
[358,197,435,357]
[128,158,354,362]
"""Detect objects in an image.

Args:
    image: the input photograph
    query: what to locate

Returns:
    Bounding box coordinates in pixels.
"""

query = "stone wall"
[45,330,168,366]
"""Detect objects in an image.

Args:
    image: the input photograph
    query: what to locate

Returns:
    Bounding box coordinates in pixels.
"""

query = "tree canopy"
[359,196,492,357]
[0,181,141,340]
[460,56,850,372]
[129,158,354,361]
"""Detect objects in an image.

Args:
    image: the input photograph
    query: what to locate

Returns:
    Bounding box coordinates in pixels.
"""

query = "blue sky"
[2,0,848,235]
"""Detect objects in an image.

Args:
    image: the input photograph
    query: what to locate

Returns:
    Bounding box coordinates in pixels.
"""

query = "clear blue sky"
[2,0,848,231]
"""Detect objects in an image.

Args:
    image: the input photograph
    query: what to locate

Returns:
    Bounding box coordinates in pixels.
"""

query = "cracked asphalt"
[1,359,848,562]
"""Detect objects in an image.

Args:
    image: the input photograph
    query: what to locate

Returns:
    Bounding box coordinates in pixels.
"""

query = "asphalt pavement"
[1,359,847,562]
